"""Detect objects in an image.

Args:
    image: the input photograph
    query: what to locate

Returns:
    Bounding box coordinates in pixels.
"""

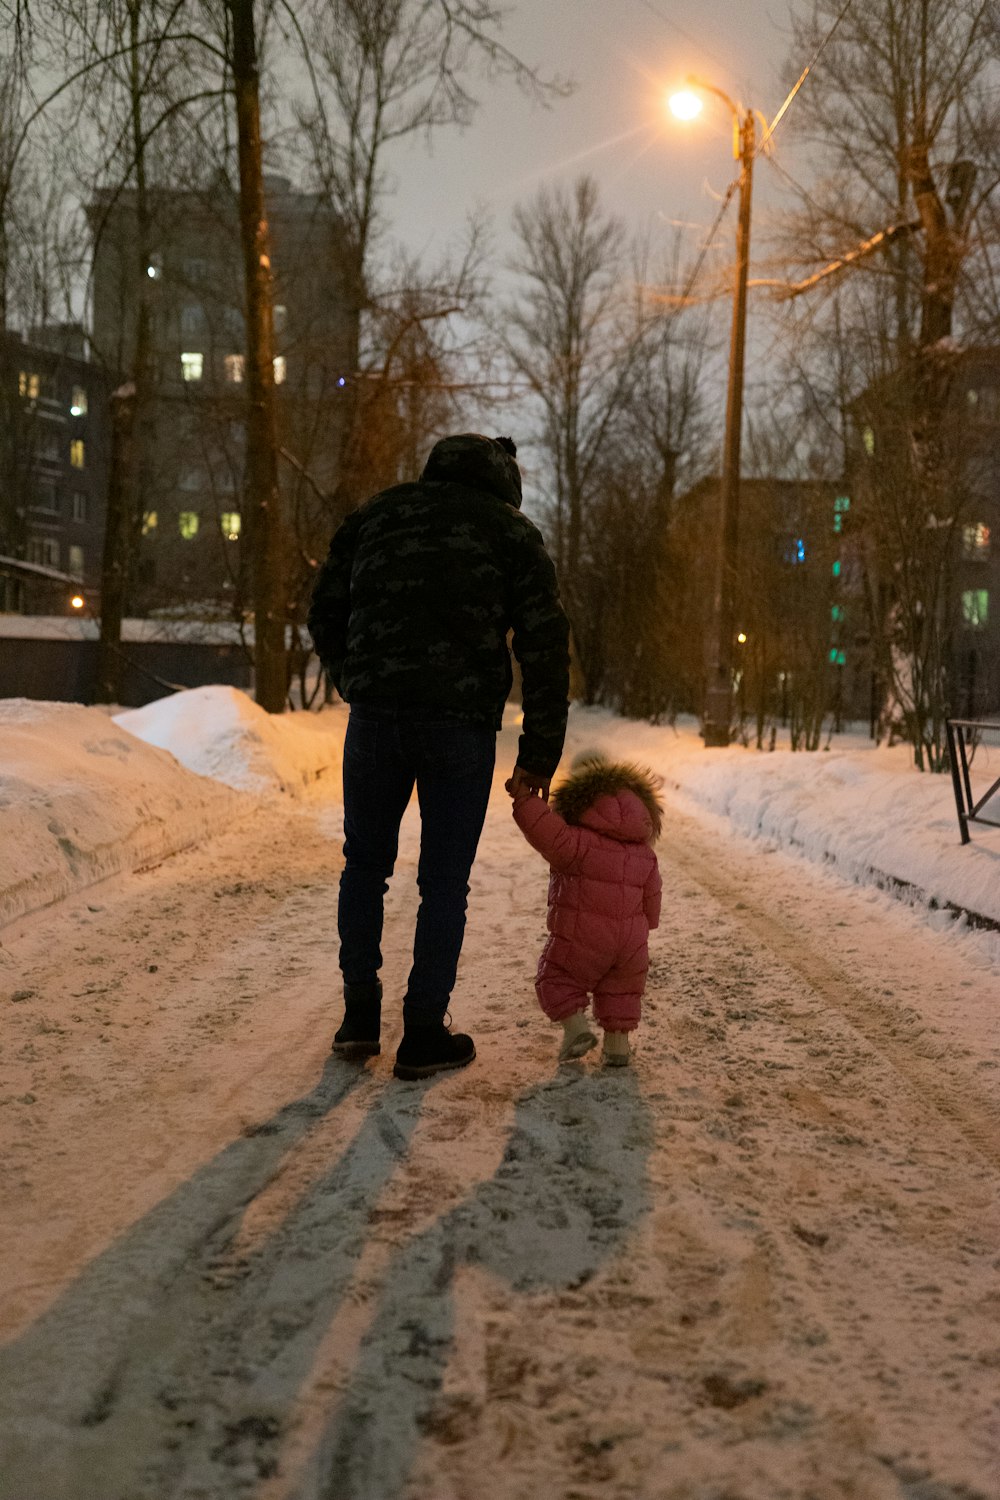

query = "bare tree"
[773,0,1000,768]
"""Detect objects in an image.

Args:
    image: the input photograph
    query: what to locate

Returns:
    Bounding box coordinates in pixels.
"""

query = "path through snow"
[1,719,998,1500]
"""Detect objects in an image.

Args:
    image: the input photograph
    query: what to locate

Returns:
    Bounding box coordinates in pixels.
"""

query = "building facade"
[88,173,352,615]
[0,324,110,613]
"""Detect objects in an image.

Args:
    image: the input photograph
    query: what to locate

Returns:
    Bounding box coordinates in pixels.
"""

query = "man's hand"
[505,765,552,802]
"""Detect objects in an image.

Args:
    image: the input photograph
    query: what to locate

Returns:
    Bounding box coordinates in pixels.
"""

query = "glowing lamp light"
[668,89,703,122]
[737,632,747,644]
[70,594,85,610]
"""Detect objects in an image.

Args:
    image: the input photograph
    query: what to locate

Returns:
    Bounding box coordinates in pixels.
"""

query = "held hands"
[505,765,551,802]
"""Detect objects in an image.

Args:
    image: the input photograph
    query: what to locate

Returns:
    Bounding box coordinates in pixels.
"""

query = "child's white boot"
[602,1030,631,1067]
[558,1010,598,1062]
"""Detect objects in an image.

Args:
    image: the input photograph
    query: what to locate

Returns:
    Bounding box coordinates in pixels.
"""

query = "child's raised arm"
[512,793,584,873]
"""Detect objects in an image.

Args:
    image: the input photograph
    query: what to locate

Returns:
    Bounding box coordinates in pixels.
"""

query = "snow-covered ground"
[1,689,998,1498]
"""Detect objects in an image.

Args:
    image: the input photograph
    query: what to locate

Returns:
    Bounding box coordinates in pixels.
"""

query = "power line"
[627,0,732,73]
[758,0,856,154]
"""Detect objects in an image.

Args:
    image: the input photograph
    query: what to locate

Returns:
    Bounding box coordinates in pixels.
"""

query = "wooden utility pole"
[228,0,287,713]
[703,107,755,747]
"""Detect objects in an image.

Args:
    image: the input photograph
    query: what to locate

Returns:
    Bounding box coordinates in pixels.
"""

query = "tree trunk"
[228,0,287,713]
[96,0,153,704]
[96,383,136,702]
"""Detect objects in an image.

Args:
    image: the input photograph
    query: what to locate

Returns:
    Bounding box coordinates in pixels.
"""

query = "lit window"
[273,304,287,333]
[962,589,989,628]
[220,511,242,540]
[829,648,846,665]
[19,370,40,399]
[224,354,245,384]
[178,511,199,539]
[833,494,850,534]
[273,355,286,385]
[831,604,844,622]
[68,544,84,579]
[832,559,841,578]
[962,522,991,558]
[72,491,88,523]
[70,438,85,469]
[141,510,158,535]
[862,425,875,457]
[967,387,979,407]
[181,352,204,382]
[70,386,88,417]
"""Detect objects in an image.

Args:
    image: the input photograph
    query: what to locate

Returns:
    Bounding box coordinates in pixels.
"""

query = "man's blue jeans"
[339,703,497,1024]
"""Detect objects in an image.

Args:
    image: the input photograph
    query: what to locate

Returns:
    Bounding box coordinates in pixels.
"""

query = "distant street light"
[670,76,758,747]
[70,594,85,610]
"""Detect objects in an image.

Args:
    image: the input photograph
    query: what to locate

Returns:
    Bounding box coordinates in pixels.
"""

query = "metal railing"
[946,718,1000,844]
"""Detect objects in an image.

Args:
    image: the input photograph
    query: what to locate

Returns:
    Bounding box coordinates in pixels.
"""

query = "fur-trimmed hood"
[551,755,663,844]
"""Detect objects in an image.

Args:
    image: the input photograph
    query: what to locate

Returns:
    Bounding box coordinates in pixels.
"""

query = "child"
[511,754,662,1067]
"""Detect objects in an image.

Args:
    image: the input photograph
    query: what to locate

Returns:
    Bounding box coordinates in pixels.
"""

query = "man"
[308,434,570,1080]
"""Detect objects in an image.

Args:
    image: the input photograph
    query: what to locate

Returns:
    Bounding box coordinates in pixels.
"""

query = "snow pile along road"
[114,685,345,795]
[0,698,247,929]
[564,708,1000,933]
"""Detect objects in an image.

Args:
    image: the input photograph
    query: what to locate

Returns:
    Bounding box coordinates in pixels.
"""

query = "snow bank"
[0,699,246,929]
[114,685,345,795]
[563,707,1000,930]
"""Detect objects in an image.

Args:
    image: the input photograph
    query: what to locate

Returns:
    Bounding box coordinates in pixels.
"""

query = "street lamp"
[670,76,758,747]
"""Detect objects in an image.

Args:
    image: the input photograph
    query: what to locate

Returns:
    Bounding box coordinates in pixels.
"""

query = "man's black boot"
[332,979,383,1059]
[393,1017,476,1080]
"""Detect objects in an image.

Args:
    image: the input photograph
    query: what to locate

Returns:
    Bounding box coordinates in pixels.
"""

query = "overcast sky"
[384,0,808,269]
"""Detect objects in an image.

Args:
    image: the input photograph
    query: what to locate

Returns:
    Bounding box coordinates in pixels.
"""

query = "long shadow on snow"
[306,1067,653,1500]
[0,1055,427,1500]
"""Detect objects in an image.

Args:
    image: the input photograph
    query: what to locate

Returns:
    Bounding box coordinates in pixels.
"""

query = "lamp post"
[670,80,757,747]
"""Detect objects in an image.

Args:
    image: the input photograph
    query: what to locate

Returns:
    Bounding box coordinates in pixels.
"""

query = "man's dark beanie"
[421,433,523,509]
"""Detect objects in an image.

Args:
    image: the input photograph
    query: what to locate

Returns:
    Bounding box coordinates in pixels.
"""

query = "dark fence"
[0,635,252,707]
[946,718,1000,844]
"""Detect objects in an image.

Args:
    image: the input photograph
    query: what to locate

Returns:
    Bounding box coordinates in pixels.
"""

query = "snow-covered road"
[1,719,998,1500]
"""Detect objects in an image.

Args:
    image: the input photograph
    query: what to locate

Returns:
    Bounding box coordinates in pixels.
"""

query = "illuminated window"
[181,352,204,382]
[220,511,241,540]
[70,386,88,416]
[18,370,40,399]
[833,494,850,533]
[273,304,287,333]
[141,510,158,535]
[273,355,286,385]
[829,648,846,665]
[178,511,199,539]
[224,354,245,384]
[831,603,844,622]
[962,522,991,558]
[68,544,84,579]
[832,559,841,578]
[72,491,88,523]
[70,438,85,469]
[861,425,875,457]
[961,589,989,628]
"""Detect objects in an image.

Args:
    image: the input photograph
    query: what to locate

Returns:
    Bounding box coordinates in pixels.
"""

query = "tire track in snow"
[666,804,1000,1174]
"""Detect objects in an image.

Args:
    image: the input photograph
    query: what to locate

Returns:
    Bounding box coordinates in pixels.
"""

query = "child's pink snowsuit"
[513,788,661,1033]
